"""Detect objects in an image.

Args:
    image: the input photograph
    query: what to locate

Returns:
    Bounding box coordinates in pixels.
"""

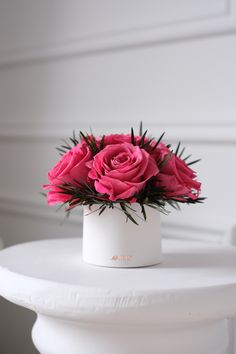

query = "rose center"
[111,152,130,168]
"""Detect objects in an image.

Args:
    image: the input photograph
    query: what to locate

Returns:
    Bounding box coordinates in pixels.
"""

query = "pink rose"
[149,142,170,160]
[88,142,159,202]
[137,140,201,200]
[44,142,92,205]
[155,148,201,200]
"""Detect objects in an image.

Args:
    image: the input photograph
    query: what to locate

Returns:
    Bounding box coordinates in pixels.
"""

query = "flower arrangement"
[44,123,204,224]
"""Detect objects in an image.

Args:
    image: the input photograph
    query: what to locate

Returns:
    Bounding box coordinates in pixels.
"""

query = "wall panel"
[0,0,235,65]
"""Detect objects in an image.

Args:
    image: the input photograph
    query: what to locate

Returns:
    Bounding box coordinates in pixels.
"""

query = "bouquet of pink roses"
[44,124,203,223]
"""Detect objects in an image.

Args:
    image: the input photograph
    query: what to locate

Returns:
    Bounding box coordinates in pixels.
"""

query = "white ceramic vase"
[82,203,162,268]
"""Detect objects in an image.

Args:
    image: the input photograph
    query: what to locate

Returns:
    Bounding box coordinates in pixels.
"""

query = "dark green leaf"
[151,132,165,151]
[159,151,173,169]
[183,154,192,161]
[187,158,201,166]
[131,127,136,145]
[120,203,138,225]
[140,204,147,221]
[142,137,154,149]
[178,146,185,158]
[98,205,107,215]
[175,141,181,156]
[139,129,148,147]
[100,135,105,150]
[56,147,67,154]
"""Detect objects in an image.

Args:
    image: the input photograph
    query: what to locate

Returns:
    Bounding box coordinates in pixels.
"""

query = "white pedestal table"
[0,238,236,354]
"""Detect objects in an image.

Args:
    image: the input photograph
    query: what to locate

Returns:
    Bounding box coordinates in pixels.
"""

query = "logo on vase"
[111,255,133,261]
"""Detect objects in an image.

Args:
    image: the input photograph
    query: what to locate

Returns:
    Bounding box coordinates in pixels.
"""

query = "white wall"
[0,1,236,353]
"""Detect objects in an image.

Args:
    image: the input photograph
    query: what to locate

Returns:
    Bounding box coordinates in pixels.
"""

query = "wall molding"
[0,194,233,245]
[0,194,83,225]
[0,122,235,144]
[0,0,235,67]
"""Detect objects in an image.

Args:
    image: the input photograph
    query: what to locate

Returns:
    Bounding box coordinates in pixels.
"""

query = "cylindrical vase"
[82,204,162,268]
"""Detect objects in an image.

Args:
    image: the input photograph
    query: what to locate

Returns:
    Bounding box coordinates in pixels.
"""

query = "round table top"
[1,238,236,326]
